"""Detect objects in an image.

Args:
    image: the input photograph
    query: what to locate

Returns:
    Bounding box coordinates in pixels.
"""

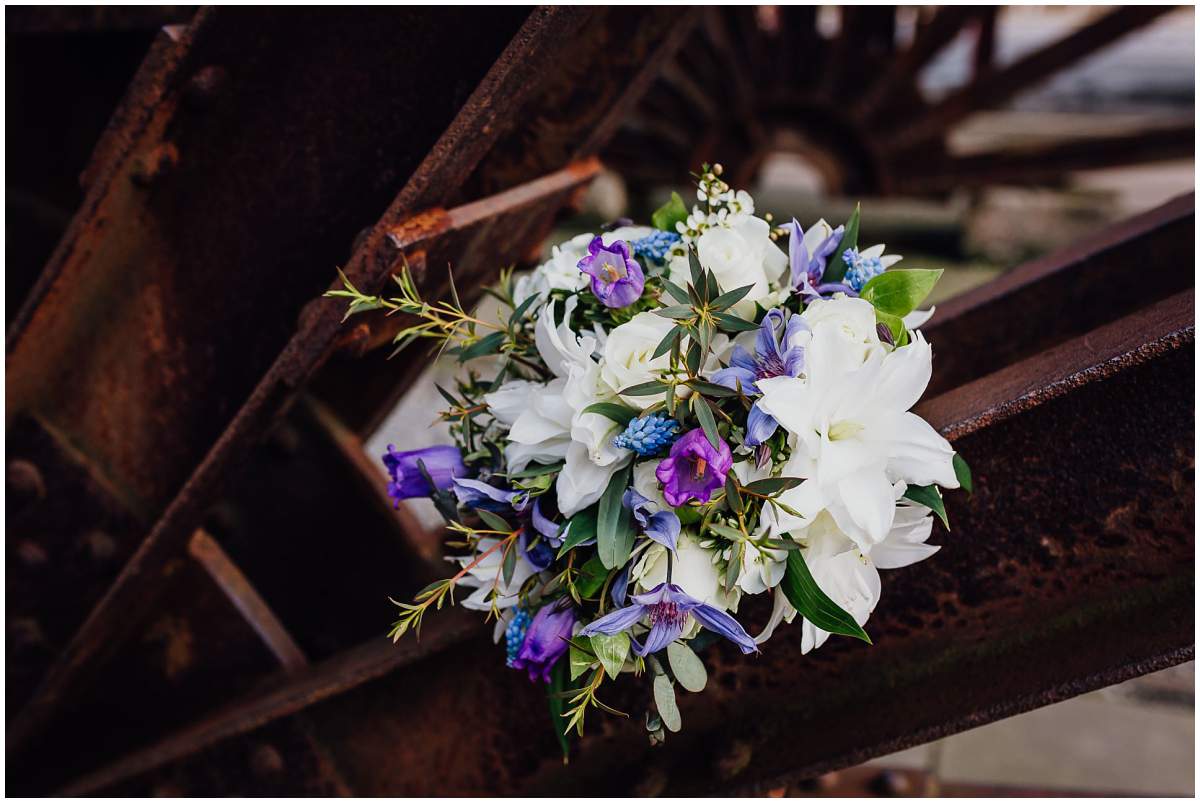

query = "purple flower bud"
[577,236,645,309]
[655,428,733,507]
[382,445,466,505]
[512,599,577,683]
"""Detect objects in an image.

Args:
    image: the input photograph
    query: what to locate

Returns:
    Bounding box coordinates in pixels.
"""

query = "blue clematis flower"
[451,477,528,513]
[579,582,758,656]
[622,488,681,552]
[789,218,853,300]
[710,308,808,446]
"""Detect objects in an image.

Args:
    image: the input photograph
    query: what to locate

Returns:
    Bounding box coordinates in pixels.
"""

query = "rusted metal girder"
[53,199,1194,795]
[6,4,692,769]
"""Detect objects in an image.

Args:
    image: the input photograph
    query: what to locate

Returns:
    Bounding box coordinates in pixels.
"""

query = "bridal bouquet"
[329,165,970,750]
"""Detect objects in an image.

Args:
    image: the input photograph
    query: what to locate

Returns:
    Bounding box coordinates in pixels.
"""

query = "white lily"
[756,321,958,551]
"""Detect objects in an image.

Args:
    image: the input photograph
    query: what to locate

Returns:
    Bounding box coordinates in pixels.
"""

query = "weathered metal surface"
[7,6,689,764]
[924,193,1194,397]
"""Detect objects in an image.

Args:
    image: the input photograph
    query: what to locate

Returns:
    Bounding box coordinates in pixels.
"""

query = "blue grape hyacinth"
[632,230,682,265]
[613,414,680,457]
[504,607,532,668]
[842,247,886,292]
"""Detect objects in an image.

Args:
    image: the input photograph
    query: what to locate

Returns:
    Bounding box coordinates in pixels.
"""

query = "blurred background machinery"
[5,6,1194,796]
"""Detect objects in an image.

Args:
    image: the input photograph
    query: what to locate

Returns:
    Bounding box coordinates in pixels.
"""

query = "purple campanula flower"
[382,444,467,506]
[512,599,577,682]
[789,218,853,300]
[579,582,758,656]
[577,236,645,308]
[622,488,680,552]
[655,429,733,507]
[710,308,807,446]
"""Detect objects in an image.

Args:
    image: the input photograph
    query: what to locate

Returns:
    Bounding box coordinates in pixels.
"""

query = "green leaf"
[458,331,506,362]
[713,311,760,332]
[666,641,708,693]
[725,475,744,515]
[476,508,513,533]
[953,453,973,494]
[569,637,595,681]
[582,402,637,427]
[651,191,688,233]
[859,269,943,317]
[619,380,670,397]
[875,308,907,346]
[508,293,540,324]
[597,466,635,569]
[652,673,681,732]
[654,304,695,320]
[557,506,598,557]
[904,483,949,530]
[710,283,755,312]
[687,246,704,292]
[707,522,744,541]
[501,540,517,585]
[548,660,570,759]
[822,203,860,284]
[742,477,804,496]
[725,541,743,590]
[686,379,737,398]
[780,549,872,643]
[651,325,683,360]
[675,505,702,525]
[507,461,564,479]
[685,339,702,376]
[661,281,691,305]
[591,632,630,680]
[692,395,720,450]
[576,554,609,598]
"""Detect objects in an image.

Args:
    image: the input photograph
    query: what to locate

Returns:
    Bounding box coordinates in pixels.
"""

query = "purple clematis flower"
[577,236,645,308]
[655,429,733,507]
[579,582,758,656]
[451,477,528,513]
[512,599,577,682]
[530,497,564,547]
[382,444,467,506]
[789,218,853,300]
[711,308,808,446]
[622,489,681,552]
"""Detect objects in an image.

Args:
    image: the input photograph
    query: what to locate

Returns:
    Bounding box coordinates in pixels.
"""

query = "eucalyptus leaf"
[652,325,683,360]
[686,379,737,398]
[710,283,755,312]
[458,331,506,362]
[724,475,744,515]
[501,541,517,585]
[654,305,695,320]
[476,508,513,533]
[903,483,949,530]
[666,641,708,693]
[859,269,943,317]
[714,311,760,332]
[653,674,682,732]
[619,380,671,397]
[780,549,872,643]
[687,247,704,293]
[741,477,804,495]
[661,281,691,305]
[591,631,630,680]
[651,191,688,233]
[692,395,720,449]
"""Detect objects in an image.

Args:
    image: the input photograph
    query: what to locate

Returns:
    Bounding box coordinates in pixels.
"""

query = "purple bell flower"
[512,599,577,682]
[579,582,758,656]
[622,488,680,552]
[789,218,854,300]
[655,429,733,507]
[710,308,808,447]
[381,444,467,506]
[577,236,645,309]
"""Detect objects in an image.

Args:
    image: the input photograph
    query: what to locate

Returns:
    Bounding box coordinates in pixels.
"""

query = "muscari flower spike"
[505,607,532,668]
[843,247,886,292]
[612,414,680,456]
[632,230,682,264]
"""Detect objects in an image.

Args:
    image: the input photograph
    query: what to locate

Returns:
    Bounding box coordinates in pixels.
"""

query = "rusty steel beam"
[187,530,309,675]
[60,284,1194,795]
[7,6,690,759]
[883,6,1175,154]
[924,192,1194,397]
[898,125,1195,193]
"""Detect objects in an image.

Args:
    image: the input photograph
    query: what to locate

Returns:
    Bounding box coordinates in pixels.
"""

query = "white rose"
[513,233,592,310]
[601,311,677,408]
[800,294,882,365]
[695,216,787,317]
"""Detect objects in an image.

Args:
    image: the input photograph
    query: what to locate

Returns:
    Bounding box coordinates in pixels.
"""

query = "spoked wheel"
[605,6,1192,197]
